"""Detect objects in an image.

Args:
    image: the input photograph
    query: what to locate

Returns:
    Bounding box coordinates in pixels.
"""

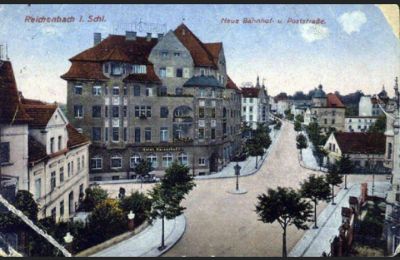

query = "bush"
[274,121,282,130]
[120,191,152,225]
[80,185,108,211]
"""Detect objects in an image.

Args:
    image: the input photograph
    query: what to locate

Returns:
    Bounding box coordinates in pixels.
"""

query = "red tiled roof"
[174,23,218,69]
[241,87,260,98]
[334,132,386,154]
[0,61,32,124]
[204,42,222,64]
[28,135,48,164]
[123,65,161,84]
[61,61,109,81]
[67,124,90,148]
[23,103,57,128]
[327,93,345,108]
[21,98,47,105]
[226,76,241,93]
[102,46,131,62]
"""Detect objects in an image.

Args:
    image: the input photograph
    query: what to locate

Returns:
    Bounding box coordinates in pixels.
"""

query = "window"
[67,162,71,177]
[146,87,153,97]
[58,136,62,151]
[50,137,55,153]
[123,106,127,117]
[174,52,180,57]
[223,108,227,118]
[60,200,64,217]
[34,179,41,200]
[74,85,82,95]
[159,86,167,96]
[105,106,109,117]
[91,156,102,170]
[92,85,102,96]
[71,161,74,175]
[160,107,169,118]
[105,87,109,95]
[105,127,109,142]
[211,128,216,140]
[123,127,127,142]
[162,153,173,168]
[112,176,120,180]
[51,208,56,222]
[112,86,120,96]
[130,154,141,168]
[77,157,81,172]
[112,106,119,118]
[133,85,141,96]
[92,127,101,141]
[199,89,206,97]
[147,154,157,168]
[111,156,122,169]
[123,87,128,96]
[92,106,101,118]
[112,127,119,142]
[249,98,253,103]
[135,106,140,117]
[160,127,169,142]
[176,68,183,78]
[50,171,56,191]
[60,167,64,183]
[324,119,327,124]
[111,63,123,75]
[145,127,152,141]
[159,68,166,78]
[198,158,206,166]
[199,107,205,118]
[74,105,83,118]
[161,51,168,57]
[175,88,183,96]
[243,106,247,112]
[135,127,141,143]
[200,68,205,76]
[198,128,205,140]
[178,153,188,166]
[249,106,253,113]
[388,143,393,159]
[211,108,216,118]
[82,155,85,169]
[146,106,152,117]
[332,119,335,124]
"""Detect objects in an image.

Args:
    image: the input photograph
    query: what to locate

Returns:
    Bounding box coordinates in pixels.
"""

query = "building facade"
[241,77,269,130]
[344,116,378,133]
[62,24,243,180]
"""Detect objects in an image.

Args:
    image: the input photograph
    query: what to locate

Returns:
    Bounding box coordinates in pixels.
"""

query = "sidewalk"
[289,181,391,257]
[91,215,186,257]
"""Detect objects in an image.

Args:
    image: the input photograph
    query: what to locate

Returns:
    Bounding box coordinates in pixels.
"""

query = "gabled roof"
[333,132,386,154]
[327,93,345,108]
[0,61,32,124]
[23,102,58,128]
[226,76,241,93]
[66,124,90,149]
[204,42,222,64]
[183,75,223,88]
[174,23,218,69]
[241,87,260,98]
[123,65,161,84]
[61,61,109,81]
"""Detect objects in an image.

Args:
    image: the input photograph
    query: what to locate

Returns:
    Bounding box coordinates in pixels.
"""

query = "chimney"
[157,33,164,40]
[126,31,136,41]
[94,32,101,46]
[146,33,152,41]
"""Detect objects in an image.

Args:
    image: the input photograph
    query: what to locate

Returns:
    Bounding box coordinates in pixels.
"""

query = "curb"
[158,215,186,257]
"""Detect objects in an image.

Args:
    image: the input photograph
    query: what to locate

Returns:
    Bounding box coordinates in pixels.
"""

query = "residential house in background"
[241,76,269,130]
[274,92,291,115]
[344,116,378,132]
[290,100,312,117]
[62,23,243,180]
[358,87,389,117]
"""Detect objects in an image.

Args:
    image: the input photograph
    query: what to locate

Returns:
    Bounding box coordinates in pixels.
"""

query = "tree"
[274,120,282,130]
[300,175,331,228]
[295,114,304,123]
[255,187,312,257]
[133,158,154,189]
[296,134,308,159]
[368,115,386,134]
[246,137,265,169]
[120,191,152,225]
[336,155,354,189]
[306,122,322,148]
[326,164,343,205]
[87,198,127,244]
[294,120,302,132]
[148,161,196,250]
[81,185,108,211]
[254,123,272,150]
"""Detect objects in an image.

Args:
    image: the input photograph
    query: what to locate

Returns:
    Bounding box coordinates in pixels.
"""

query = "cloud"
[299,24,329,43]
[338,10,367,35]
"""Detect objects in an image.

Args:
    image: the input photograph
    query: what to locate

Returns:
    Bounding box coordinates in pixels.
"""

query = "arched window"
[130,154,141,168]
[178,153,188,166]
[162,153,173,168]
[147,154,158,168]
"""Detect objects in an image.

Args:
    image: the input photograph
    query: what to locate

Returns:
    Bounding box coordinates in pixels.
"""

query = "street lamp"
[234,161,241,191]
[63,232,74,254]
[128,210,135,231]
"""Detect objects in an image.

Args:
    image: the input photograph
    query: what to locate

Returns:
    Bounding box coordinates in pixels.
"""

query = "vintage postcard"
[0,3,399,258]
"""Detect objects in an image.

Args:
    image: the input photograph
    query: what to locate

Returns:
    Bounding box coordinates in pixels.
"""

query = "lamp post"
[63,232,74,254]
[234,161,241,191]
[127,210,135,231]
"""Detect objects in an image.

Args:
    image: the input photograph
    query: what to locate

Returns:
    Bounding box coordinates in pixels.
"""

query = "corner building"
[62,24,243,181]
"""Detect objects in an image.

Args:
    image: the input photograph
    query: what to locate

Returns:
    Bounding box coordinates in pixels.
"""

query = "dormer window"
[132,65,146,74]
[200,69,205,76]
[111,63,123,76]
[174,52,180,57]
[161,51,168,57]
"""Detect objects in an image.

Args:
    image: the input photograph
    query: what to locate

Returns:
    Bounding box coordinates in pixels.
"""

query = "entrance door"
[209,152,219,173]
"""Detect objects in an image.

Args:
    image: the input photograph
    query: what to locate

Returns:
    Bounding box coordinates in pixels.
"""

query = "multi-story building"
[359,87,389,117]
[304,85,346,133]
[344,116,378,132]
[0,60,90,222]
[290,100,312,117]
[241,77,269,130]
[62,23,243,180]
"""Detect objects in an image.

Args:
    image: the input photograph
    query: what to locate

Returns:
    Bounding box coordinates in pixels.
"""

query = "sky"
[0,4,399,103]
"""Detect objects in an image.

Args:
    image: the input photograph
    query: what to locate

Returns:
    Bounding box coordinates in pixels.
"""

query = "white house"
[345,116,379,133]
